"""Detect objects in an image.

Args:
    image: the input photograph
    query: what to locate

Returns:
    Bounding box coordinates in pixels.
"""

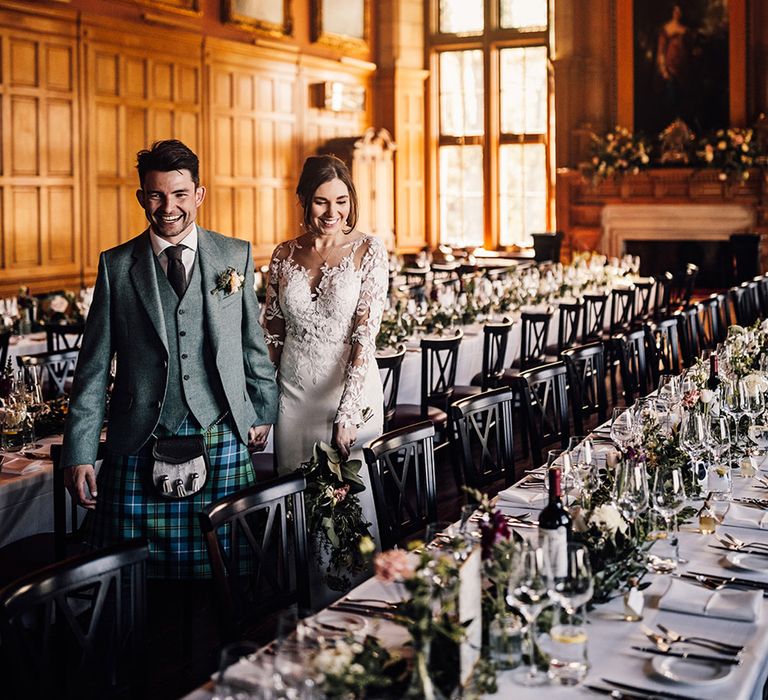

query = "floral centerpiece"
[37,291,83,325]
[696,127,758,183]
[33,397,69,438]
[374,544,468,699]
[300,442,373,592]
[586,126,651,184]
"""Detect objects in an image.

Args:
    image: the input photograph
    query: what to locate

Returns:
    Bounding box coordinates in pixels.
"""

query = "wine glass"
[679,411,708,494]
[744,385,765,440]
[721,380,749,445]
[612,457,649,525]
[506,544,553,687]
[568,436,598,508]
[610,407,636,454]
[649,467,686,573]
[213,641,260,700]
[549,543,594,615]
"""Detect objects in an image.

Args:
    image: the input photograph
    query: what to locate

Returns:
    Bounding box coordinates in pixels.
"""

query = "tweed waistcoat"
[155,252,227,432]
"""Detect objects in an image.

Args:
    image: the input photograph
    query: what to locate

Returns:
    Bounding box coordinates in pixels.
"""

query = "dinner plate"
[651,654,732,685]
[724,551,768,573]
[308,610,367,637]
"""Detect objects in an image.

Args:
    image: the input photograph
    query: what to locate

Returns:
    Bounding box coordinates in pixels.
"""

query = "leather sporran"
[151,434,209,500]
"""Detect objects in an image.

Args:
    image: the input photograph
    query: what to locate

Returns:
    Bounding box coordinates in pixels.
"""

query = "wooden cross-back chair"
[0,539,149,700]
[44,322,85,353]
[376,346,406,432]
[581,293,608,343]
[518,309,553,370]
[698,293,728,349]
[363,421,437,550]
[17,349,79,400]
[519,362,571,469]
[645,318,682,388]
[470,319,514,391]
[561,341,608,435]
[615,329,652,405]
[669,264,699,311]
[609,287,637,335]
[633,278,656,324]
[675,306,703,368]
[653,272,675,319]
[554,301,582,354]
[199,473,310,642]
[450,387,516,494]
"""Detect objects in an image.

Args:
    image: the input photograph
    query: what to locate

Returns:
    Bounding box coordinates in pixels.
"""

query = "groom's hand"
[64,464,98,510]
[248,424,271,453]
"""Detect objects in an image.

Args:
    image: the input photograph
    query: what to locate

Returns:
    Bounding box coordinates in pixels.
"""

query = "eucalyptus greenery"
[300,442,372,592]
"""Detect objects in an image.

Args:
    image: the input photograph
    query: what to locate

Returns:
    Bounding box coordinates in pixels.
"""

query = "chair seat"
[250,452,276,482]
[452,384,482,402]
[388,404,448,431]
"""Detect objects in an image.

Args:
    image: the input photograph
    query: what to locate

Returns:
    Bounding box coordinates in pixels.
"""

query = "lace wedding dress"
[263,234,388,607]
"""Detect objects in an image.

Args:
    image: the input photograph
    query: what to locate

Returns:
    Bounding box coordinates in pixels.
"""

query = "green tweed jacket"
[61,227,279,467]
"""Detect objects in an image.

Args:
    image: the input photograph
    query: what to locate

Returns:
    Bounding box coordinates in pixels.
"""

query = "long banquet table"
[181,438,768,700]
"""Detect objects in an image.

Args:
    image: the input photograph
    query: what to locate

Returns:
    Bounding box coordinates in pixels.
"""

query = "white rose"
[743,373,768,395]
[728,324,745,336]
[760,319,768,333]
[589,504,628,536]
[699,389,715,404]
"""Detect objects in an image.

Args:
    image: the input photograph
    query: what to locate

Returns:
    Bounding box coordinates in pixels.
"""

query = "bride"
[263,154,387,606]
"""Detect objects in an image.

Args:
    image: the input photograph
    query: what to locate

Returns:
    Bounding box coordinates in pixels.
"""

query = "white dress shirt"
[149,224,198,281]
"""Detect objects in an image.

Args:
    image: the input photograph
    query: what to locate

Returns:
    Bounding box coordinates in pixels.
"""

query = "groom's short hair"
[136,139,200,187]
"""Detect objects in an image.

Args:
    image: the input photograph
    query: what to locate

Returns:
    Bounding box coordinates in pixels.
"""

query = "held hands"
[332,423,358,460]
[248,424,272,453]
[64,465,98,510]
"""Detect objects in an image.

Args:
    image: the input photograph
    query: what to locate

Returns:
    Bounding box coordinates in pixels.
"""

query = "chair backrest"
[669,264,698,310]
[615,329,651,405]
[0,330,10,370]
[363,421,437,550]
[17,349,79,400]
[581,293,608,342]
[420,331,462,414]
[561,341,608,435]
[450,387,515,492]
[199,473,310,642]
[653,271,674,319]
[480,319,513,390]
[556,302,582,353]
[609,287,637,335]
[755,275,768,318]
[44,322,85,353]
[519,310,552,370]
[698,293,727,348]
[0,539,149,700]
[675,307,703,368]
[728,285,754,327]
[633,278,655,322]
[742,280,761,325]
[376,346,406,432]
[519,362,571,468]
[644,318,681,387]
[531,231,563,263]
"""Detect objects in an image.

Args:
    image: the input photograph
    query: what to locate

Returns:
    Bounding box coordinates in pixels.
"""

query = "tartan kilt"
[90,414,255,579]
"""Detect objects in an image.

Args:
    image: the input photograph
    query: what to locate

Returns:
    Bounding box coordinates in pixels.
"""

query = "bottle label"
[539,527,568,578]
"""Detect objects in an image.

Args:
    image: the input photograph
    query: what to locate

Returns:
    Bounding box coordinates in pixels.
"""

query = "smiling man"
[61,139,278,580]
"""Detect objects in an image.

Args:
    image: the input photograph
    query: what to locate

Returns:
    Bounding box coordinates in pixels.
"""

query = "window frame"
[426,0,554,250]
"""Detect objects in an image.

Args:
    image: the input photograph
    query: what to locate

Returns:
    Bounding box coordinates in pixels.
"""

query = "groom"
[61,139,278,579]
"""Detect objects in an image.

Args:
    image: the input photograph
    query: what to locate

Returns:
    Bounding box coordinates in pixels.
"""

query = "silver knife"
[631,646,742,665]
[708,545,768,556]
[602,678,701,700]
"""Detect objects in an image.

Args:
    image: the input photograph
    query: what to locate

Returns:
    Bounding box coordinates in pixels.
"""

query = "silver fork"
[720,532,768,551]
[656,623,743,655]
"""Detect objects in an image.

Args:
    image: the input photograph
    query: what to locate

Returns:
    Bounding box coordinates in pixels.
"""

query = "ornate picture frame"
[130,0,201,15]
[223,0,293,37]
[311,0,369,53]
[616,0,746,132]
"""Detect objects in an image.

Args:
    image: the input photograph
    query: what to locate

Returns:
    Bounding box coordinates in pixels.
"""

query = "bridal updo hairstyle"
[296,154,359,234]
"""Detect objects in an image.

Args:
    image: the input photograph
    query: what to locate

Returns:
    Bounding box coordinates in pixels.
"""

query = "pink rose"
[374,549,413,583]
[333,484,350,504]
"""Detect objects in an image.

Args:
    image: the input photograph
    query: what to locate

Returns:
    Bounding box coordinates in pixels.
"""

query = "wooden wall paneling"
[0,9,81,296]
[204,39,299,260]
[82,18,202,277]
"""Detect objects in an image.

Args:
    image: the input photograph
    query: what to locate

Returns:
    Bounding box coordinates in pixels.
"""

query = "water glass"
[488,613,523,670]
[547,618,589,686]
[213,641,261,700]
[648,467,686,573]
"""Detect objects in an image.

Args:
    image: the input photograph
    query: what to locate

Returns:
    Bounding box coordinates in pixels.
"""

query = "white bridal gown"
[263,234,387,608]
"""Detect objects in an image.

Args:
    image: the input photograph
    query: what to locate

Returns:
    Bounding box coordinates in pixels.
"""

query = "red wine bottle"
[707,354,720,392]
[538,467,572,578]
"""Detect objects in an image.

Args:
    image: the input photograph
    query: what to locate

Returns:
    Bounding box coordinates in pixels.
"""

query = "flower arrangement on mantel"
[586,119,766,185]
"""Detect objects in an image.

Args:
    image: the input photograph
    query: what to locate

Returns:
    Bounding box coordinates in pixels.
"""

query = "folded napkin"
[1,457,44,475]
[720,503,768,530]
[496,484,547,507]
[659,577,762,622]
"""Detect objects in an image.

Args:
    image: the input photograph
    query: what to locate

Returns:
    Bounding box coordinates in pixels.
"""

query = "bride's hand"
[333,423,358,460]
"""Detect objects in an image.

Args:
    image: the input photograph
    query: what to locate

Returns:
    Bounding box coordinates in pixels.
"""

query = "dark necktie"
[165,245,187,298]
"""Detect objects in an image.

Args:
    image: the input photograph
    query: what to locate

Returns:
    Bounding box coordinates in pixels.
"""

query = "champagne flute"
[507,544,553,687]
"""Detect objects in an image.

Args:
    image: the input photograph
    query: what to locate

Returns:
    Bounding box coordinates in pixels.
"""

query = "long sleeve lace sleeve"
[262,244,286,368]
[336,236,389,428]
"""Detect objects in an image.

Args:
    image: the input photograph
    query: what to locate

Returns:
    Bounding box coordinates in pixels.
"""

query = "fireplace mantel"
[555,168,768,269]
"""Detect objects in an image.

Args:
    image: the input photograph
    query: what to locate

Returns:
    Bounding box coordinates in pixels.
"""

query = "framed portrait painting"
[223,0,293,37]
[311,0,369,52]
[616,0,746,134]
